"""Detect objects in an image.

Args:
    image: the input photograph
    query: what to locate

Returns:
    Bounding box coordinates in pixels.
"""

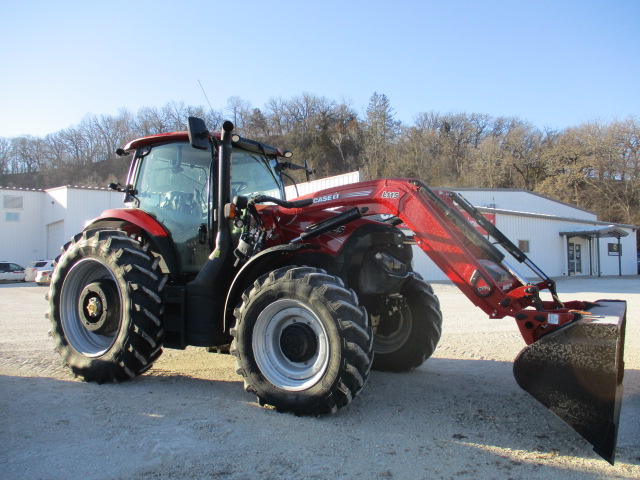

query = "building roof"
[477,206,638,231]
[0,186,43,192]
[451,187,596,215]
[560,225,629,238]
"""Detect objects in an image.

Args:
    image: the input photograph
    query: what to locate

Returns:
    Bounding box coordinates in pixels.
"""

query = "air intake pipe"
[190,120,234,286]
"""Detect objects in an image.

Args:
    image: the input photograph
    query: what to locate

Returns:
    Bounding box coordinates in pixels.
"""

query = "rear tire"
[48,229,166,382]
[372,276,442,372]
[231,266,373,415]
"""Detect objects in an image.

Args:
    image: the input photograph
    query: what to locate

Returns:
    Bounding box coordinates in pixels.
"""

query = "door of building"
[568,242,582,275]
[47,221,65,259]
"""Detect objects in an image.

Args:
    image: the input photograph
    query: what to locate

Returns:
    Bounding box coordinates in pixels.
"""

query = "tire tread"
[231,266,373,415]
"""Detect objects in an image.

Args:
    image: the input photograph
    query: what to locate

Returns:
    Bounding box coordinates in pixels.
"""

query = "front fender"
[223,243,319,331]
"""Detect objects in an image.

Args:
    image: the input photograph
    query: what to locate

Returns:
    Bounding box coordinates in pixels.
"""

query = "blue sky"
[1,0,639,137]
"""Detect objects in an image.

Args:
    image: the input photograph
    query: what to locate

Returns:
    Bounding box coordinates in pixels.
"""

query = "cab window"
[132,142,283,273]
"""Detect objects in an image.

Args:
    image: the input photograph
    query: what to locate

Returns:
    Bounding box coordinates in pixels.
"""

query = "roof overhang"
[560,225,629,238]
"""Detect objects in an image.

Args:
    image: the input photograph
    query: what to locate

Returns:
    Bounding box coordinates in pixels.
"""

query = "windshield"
[231,150,283,198]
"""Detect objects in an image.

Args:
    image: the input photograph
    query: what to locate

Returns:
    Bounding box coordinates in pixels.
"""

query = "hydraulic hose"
[249,195,313,209]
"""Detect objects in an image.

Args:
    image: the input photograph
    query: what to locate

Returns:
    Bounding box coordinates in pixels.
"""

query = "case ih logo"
[313,193,340,204]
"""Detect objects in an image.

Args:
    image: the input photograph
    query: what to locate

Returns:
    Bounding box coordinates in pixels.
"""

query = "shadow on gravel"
[0,373,247,446]
[360,358,640,468]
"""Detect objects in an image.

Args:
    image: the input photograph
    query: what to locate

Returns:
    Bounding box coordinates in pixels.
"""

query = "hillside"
[0,156,130,190]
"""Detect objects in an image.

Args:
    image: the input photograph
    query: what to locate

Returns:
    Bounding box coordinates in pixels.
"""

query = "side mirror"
[187,116,210,150]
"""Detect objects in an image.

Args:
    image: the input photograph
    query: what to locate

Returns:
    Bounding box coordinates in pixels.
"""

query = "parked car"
[0,261,26,282]
[25,259,54,282]
[35,269,53,285]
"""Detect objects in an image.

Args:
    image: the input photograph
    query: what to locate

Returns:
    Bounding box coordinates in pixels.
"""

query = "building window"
[518,240,530,253]
[5,212,20,222]
[3,195,23,209]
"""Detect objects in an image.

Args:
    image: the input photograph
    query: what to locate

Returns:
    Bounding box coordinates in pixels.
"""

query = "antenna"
[198,79,214,114]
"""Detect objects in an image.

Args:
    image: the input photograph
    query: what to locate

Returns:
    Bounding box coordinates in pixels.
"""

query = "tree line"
[1,93,638,226]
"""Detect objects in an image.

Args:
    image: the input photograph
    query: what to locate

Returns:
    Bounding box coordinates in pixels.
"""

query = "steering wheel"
[232,181,248,194]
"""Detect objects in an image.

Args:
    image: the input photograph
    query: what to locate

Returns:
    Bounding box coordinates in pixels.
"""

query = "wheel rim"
[60,258,123,357]
[252,299,329,391]
[373,301,412,354]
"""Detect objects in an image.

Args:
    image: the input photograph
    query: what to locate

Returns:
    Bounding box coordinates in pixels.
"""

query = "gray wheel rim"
[60,258,123,357]
[373,303,412,354]
[253,299,329,391]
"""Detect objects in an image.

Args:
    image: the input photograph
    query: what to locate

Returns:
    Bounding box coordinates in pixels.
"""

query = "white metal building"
[1,175,638,279]
[0,186,122,267]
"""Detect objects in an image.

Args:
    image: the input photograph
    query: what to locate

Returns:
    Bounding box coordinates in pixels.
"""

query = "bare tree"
[225,96,252,132]
[328,102,360,170]
[10,136,46,173]
[361,92,401,179]
[244,108,271,139]
[0,138,11,175]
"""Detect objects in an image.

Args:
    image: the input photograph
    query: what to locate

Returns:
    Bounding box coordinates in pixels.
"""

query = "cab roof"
[123,130,285,157]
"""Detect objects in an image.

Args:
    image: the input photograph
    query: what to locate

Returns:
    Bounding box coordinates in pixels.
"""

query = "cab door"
[133,142,213,274]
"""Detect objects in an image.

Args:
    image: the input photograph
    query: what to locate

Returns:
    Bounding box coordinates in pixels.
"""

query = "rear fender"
[92,208,169,237]
[86,208,181,278]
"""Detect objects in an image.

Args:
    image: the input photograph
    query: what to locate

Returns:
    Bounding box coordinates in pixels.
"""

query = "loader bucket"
[513,300,626,464]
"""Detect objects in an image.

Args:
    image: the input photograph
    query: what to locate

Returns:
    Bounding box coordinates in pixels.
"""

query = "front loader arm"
[274,178,577,344]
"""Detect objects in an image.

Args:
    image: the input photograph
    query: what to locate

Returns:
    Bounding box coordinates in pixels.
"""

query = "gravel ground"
[0,276,638,480]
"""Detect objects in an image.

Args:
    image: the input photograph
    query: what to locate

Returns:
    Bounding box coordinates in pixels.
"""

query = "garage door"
[47,221,65,259]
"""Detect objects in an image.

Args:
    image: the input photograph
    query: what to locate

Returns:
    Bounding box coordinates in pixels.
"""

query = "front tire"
[372,276,442,372]
[48,229,166,382]
[231,266,373,415]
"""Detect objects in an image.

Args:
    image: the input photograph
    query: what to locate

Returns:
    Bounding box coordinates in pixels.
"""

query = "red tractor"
[47,118,626,463]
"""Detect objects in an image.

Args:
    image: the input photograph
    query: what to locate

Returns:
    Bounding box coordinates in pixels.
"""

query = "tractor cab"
[120,131,286,275]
